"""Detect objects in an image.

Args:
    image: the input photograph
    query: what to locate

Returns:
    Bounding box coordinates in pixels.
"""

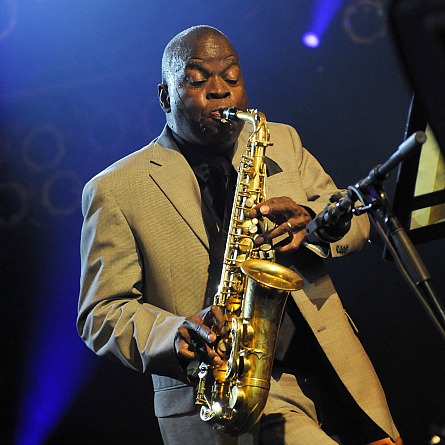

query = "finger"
[199,306,217,327]
[250,198,285,220]
[258,199,312,224]
[183,318,216,343]
[257,198,293,219]
[204,343,223,366]
[248,205,259,218]
[176,326,199,360]
[209,305,228,334]
[276,230,307,253]
[287,218,309,232]
[198,305,228,336]
[258,221,293,244]
[176,326,223,365]
[179,340,198,360]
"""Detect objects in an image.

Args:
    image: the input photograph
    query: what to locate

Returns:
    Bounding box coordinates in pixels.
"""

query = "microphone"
[305,131,426,245]
[305,192,353,244]
[357,131,426,190]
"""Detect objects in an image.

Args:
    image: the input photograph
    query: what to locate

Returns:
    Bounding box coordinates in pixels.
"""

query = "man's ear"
[158,84,171,113]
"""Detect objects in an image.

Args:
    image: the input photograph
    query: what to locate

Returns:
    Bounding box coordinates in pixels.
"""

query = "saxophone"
[195,108,303,435]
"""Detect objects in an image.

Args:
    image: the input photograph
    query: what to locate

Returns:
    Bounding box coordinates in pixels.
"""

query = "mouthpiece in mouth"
[210,108,239,123]
[222,107,239,121]
[209,109,223,121]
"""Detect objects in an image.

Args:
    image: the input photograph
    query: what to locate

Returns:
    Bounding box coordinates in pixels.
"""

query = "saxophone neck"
[222,108,271,146]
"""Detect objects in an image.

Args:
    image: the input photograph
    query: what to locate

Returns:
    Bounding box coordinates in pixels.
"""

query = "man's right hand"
[175,305,227,366]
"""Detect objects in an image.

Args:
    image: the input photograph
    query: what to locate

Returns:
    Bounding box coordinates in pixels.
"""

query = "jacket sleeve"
[286,124,370,258]
[77,177,187,380]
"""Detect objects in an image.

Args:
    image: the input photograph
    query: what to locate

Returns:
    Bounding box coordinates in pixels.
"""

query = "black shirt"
[173,134,236,306]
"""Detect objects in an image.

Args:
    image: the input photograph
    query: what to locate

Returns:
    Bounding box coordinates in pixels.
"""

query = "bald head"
[161,26,238,85]
[157,25,248,151]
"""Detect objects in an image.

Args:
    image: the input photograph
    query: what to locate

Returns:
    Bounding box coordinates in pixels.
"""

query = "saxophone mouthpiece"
[221,107,239,123]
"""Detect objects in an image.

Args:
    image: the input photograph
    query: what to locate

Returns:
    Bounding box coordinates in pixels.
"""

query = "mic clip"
[305,192,353,244]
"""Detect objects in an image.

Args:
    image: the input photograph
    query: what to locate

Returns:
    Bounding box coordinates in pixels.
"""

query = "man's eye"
[188,78,206,87]
[225,79,238,85]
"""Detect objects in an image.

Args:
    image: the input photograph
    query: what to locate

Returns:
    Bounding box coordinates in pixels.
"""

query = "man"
[77,25,403,445]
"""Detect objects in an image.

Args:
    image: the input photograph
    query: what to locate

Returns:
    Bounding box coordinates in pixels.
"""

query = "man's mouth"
[209,108,233,124]
[209,109,223,120]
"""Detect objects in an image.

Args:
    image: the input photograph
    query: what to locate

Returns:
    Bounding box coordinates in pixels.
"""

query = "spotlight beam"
[302,0,345,47]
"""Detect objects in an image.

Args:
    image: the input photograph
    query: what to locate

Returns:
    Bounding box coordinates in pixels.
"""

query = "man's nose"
[206,76,230,99]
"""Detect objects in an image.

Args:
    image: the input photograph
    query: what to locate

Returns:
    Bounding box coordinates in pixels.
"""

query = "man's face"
[160,33,248,152]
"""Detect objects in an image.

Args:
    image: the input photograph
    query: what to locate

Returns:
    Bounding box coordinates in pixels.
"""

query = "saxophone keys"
[200,405,217,421]
[248,224,258,234]
[248,217,259,234]
[195,363,209,406]
[240,219,259,235]
[216,339,230,359]
[245,197,255,208]
[198,362,209,379]
[234,253,246,266]
[240,220,254,233]
[238,238,254,253]
[226,295,242,313]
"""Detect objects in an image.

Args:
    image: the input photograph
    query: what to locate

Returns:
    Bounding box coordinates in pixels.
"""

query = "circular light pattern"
[22,124,65,172]
[42,170,83,216]
[342,0,387,45]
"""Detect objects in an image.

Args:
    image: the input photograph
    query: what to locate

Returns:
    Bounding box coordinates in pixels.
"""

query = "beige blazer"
[77,122,399,440]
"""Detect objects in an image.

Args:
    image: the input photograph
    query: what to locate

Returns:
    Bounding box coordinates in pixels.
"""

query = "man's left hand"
[249,196,312,254]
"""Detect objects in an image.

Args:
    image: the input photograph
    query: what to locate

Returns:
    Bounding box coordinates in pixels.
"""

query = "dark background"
[1,1,444,444]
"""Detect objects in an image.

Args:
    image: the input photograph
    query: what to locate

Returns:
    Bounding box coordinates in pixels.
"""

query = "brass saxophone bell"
[241,258,303,293]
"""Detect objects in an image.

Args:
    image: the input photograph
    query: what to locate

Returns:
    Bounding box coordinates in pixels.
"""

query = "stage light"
[14,264,96,445]
[429,421,445,445]
[301,0,344,48]
[302,32,321,48]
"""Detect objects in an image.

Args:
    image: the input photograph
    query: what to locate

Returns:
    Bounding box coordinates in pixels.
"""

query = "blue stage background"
[1,1,444,444]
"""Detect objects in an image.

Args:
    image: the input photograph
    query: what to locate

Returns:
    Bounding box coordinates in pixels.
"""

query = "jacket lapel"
[149,128,209,249]
[148,124,282,250]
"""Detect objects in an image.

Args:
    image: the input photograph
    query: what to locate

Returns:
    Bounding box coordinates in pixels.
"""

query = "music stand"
[392,96,445,244]
[390,0,445,244]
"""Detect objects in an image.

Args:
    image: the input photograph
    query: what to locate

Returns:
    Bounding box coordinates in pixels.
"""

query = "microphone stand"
[338,131,445,340]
